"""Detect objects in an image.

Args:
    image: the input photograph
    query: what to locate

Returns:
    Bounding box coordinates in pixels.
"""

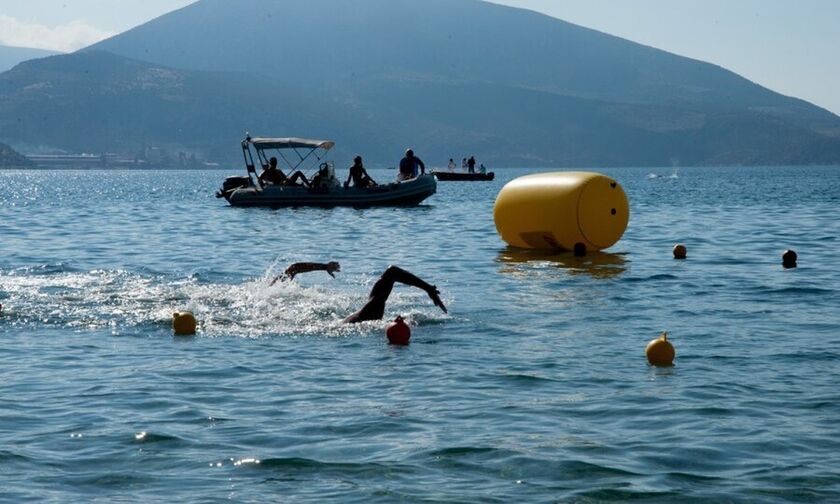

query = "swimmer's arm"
[272,262,341,284]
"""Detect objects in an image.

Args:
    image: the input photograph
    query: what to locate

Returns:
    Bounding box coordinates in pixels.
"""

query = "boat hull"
[432,171,495,181]
[225,174,437,207]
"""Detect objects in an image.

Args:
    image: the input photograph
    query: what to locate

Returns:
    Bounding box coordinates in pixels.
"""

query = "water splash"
[0,266,447,337]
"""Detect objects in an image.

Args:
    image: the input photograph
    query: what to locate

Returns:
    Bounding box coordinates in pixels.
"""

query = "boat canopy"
[250,137,335,151]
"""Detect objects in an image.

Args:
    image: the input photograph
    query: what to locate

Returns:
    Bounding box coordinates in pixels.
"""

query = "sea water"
[1,166,839,502]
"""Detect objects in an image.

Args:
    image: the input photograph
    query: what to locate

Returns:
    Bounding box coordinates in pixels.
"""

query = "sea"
[1,166,839,502]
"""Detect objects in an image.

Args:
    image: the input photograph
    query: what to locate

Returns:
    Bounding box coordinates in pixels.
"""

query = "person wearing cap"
[398,149,426,181]
[344,155,377,188]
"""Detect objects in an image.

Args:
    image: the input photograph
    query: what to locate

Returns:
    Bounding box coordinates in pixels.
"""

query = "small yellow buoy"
[173,311,197,335]
[493,172,629,251]
[645,332,675,366]
[673,244,687,260]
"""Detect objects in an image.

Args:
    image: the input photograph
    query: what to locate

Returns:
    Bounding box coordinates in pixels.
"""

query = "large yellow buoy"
[493,172,629,251]
[173,311,197,336]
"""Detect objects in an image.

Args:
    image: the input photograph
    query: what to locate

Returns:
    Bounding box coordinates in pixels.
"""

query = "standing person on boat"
[467,156,476,173]
[259,157,311,187]
[448,158,457,172]
[344,156,377,188]
[398,149,426,181]
[270,262,447,323]
[462,158,468,171]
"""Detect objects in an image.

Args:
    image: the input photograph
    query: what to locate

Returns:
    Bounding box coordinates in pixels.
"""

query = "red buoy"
[386,316,411,345]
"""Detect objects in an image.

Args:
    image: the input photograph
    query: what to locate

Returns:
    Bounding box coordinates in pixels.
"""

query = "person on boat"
[467,156,476,173]
[310,164,329,189]
[448,158,457,172]
[259,157,311,187]
[344,156,377,188]
[462,158,468,171]
[479,163,486,174]
[398,149,426,182]
[270,262,447,323]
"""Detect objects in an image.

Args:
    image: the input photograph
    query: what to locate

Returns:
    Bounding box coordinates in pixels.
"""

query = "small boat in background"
[432,171,495,181]
[217,136,437,207]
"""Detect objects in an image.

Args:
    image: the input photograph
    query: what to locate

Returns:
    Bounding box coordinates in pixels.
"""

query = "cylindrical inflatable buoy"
[386,316,411,345]
[173,311,197,336]
[494,172,629,251]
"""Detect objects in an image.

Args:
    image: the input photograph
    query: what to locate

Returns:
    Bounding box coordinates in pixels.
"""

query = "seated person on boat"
[345,156,377,188]
[259,157,310,187]
[398,149,426,181]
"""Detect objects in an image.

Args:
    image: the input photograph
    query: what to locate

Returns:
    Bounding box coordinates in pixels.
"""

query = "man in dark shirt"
[398,149,426,181]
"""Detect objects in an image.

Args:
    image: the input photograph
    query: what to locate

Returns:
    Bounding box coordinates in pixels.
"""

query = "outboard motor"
[216,176,251,198]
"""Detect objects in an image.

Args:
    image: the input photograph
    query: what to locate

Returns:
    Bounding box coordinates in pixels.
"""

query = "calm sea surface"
[1,166,839,502]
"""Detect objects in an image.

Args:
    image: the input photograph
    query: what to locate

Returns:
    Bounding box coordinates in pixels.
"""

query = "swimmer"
[270,262,447,323]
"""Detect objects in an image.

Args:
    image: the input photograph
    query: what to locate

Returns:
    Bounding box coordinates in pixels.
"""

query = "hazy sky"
[0,0,837,115]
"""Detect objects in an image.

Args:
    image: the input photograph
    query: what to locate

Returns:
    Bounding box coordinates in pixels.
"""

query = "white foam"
[0,267,448,337]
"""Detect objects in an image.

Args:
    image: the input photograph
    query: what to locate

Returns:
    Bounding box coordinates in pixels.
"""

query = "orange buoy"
[673,244,687,259]
[173,311,197,336]
[645,332,676,366]
[386,316,411,345]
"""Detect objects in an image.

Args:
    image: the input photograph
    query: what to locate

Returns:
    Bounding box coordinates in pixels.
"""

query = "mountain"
[2,0,839,167]
[0,140,33,168]
[0,45,61,73]
[0,51,378,163]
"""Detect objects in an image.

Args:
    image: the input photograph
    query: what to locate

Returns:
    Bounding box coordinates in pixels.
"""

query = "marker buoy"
[494,172,629,251]
[673,244,687,259]
[173,311,197,336]
[782,249,797,269]
[386,316,411,345]
[646,332,675,366]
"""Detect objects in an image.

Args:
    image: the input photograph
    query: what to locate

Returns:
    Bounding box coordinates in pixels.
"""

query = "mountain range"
[1,0,839,167]
[0,45,60,73]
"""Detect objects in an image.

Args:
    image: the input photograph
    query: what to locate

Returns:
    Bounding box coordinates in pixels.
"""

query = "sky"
[0,0,837,115]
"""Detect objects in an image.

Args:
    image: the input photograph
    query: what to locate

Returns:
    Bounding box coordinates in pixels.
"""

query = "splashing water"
[0,265,448,337]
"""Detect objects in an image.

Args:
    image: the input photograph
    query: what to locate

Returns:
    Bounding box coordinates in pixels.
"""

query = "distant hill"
[0,140,33,168]
[1,0,839,167]
[0,45,61,73]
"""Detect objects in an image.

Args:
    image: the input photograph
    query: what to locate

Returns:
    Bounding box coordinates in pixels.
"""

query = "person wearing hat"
[398,148,426,182]
[344,155,377,188]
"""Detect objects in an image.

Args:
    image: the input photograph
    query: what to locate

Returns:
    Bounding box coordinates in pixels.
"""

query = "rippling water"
[1,166,839,502]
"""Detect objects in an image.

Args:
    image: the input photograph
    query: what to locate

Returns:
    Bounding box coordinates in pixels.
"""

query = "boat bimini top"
[241,134,336,186]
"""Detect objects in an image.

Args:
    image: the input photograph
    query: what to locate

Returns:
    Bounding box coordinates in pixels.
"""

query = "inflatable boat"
[217,136,437,207]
